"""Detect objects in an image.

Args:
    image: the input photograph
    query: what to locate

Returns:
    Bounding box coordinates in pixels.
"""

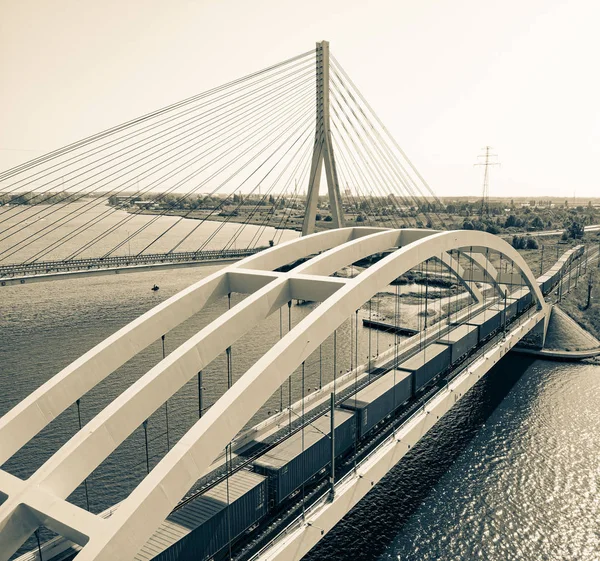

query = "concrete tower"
[302,41,345,236]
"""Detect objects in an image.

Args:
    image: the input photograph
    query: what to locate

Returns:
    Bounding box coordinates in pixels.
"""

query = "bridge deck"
[0,248,265,286]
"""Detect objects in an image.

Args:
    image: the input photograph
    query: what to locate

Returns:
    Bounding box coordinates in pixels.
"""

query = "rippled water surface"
[306,357,600,561]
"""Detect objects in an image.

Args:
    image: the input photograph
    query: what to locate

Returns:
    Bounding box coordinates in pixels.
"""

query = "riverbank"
[554,262,600,342]
[121,207,391,234]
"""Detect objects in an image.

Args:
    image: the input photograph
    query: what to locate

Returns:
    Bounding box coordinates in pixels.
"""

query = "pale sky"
[1,0,599,198]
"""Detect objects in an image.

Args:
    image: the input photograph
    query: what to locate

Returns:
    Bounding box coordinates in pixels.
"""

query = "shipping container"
[552,271,562,290]
[137,470,267,561]
[487,298,518,326]
[465,309,502,342]
[538,273,553,294]
[396,342,451,392]
[512,287,533,313]
[253,408,355,507]
[438,323,479,363]
[340,369,412,439]
[550,275,560,293]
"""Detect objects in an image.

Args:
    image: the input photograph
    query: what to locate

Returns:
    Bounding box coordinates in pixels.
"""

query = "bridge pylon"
[302,40,345,236]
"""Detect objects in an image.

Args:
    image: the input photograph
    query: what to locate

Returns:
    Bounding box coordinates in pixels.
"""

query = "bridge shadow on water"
[303,354,536,561]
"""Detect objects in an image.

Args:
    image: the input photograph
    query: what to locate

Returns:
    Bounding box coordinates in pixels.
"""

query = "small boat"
[151,284,159,292]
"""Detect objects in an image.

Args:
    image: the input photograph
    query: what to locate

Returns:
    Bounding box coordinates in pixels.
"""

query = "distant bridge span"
[0,248,265,286]
[0,227,549,561]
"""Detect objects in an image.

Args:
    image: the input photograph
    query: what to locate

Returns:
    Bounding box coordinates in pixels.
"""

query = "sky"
[1,0,599,199]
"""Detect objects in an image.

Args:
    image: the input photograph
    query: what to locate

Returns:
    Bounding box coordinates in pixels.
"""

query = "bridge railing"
[0,247,266,277]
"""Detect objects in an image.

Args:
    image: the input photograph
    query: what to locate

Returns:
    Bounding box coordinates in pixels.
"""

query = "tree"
[526,237,539,249]
[530,215,544,230]
[567,221,585,239]
[505,214,517,228]
[324,215,333,222]
[462,220,474,230]
[315,213,322,221]
[356,215,365,222]
[512,235,527,249]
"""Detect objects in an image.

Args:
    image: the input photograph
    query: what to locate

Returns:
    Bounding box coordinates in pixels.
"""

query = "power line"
[474,146,500,218]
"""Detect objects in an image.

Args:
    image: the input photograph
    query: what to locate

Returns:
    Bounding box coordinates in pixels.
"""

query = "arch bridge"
[0,227,551,561]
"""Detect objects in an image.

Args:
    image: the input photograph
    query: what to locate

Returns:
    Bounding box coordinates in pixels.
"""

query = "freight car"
[487,298,518,326]
[511,287,533,313]
[395,342,452,392]
[137,470,267,561]
[439,323,479,363]
[340,369,412,439]
[253,408,355,507]
[464,308,502,342]
[539,273,554,295]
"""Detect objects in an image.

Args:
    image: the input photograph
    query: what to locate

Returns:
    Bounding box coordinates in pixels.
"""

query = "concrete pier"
[513,305,600,360]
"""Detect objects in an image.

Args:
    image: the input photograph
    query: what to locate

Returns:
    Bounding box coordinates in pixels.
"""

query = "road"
[528,224,600,237]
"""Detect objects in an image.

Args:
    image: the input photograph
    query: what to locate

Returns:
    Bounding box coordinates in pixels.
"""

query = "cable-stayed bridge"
[0,41,445,286]
[0,42,591,561]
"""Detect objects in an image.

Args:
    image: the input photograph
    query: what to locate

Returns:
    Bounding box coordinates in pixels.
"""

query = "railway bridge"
[0,227,586,561]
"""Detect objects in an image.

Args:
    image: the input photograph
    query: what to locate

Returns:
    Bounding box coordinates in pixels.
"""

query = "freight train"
[137,245,583,561]
[537,244,584,295]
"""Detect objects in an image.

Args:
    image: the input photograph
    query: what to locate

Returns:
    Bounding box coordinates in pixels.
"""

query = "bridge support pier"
[517,305,552,349]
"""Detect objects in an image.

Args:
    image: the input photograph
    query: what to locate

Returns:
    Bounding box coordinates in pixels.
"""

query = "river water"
[1,204,598,560]
[307,356,599,561]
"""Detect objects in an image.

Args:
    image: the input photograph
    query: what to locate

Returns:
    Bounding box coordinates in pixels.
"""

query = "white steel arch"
[0,228,548,561]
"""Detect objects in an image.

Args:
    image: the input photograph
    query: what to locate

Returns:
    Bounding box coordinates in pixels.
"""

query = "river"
[306,355,599,561]
[1,204,598,560]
